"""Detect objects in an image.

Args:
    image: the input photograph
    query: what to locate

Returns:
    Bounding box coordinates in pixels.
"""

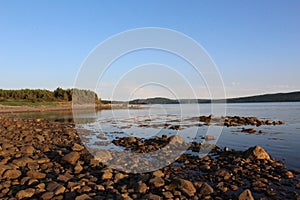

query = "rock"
[285,171,294,179]
[26,170,46,179]
[16,188,35,199]
[169,135,184,145]
[136,181,148,193]
[241,128,256,133]
[12,157,34,167]
[244,146,271,160]
[72,143,84,151]
[153,170,164,178]
[205,135,216,140]
[41,192,54,200]
[114,172,127,182]
[149,176,165,188]
[62,152,80,165]
[74,162,83,174]
[20,145,35,154]
[162,191,174,199]
[57,172,74,182]
[47,182,66,195]
[102,171,113,180]
[143,193,162,200]
[75,194,92,200]
[3,169,22,179]
[238,189,254,200]
[199,182,214,196]
[94,150,112,163]
[176,178,196,197]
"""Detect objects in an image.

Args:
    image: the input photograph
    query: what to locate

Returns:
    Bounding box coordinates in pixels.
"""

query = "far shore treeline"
[0,88,100,103]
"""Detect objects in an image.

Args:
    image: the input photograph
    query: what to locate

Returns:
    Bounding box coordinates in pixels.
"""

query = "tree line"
[0,88,100,103]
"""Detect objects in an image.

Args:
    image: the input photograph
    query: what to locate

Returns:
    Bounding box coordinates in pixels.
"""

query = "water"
[18,102,300,170]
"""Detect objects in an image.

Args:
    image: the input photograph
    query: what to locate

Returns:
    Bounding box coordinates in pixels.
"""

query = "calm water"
[18,102,300,170]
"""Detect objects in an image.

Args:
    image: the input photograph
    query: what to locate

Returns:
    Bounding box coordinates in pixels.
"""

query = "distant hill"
[129,91,300,104]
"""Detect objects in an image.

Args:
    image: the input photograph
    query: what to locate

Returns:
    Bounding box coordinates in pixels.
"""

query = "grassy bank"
[0,101,57,106]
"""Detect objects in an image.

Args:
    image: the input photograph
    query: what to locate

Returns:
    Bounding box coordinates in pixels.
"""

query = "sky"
[0,0,300,100]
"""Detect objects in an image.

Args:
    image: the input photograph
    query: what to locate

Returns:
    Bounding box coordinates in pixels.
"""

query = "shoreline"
[0,115,299,199]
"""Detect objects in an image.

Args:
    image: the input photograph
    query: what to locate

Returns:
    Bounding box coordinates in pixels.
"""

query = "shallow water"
[18,102,300,170]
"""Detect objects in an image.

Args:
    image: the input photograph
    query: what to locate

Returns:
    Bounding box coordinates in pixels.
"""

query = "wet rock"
[238,189,254,200]
[176,178,196,197]
[3,169,22,179]
[62,151,80,165]
[244,146,271,160]
[16,188,35,199]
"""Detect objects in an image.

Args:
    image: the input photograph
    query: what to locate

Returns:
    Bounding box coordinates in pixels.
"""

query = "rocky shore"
[0,115,299,200]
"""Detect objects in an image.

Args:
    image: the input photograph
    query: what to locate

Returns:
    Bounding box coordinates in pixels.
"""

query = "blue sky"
[0,0,300,99]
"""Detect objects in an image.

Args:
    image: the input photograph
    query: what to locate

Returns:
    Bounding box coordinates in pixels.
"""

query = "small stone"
[136,181,148,193]
[153,170,164,177]
[199,182,214,196]
[94,150,112,163]
[95,185,105,191]
[20,145,35,154]
[16,188,35,199]
[169,135,184,145]
[72,143,84,151]
[47,182,66,195]
[75,194,92,200]
[57,172,74,182]
[143,193,162,200]
[285,171,294,179]
[26,170,46,179]
[239,189,254,200]
[149,177,165,188]
[176,178,196,197]
[41,192,54,200]
[62,152,80,165]
[74,162,83,174]
[162,191,174,199]
[3,169,22,179]
[102,171,113,180]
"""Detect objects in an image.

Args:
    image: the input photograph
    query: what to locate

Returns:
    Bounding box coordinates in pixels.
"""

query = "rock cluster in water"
[187,115,285,127]
[0,115,299,200]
